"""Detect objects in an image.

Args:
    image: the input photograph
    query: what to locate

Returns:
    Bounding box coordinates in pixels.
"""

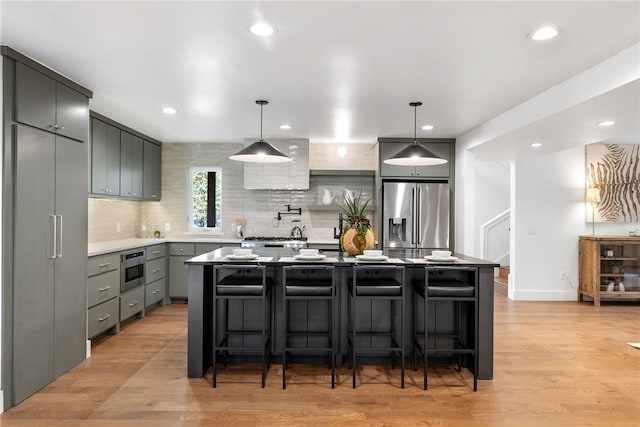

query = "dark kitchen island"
[185,247,498,381]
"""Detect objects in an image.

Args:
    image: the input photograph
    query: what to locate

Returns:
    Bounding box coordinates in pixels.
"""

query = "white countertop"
[88,237,338,257]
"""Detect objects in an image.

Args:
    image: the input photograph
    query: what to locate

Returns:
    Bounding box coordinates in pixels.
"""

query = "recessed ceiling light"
[530,142,543,148]
[597,120,615,127]
[249,22,275,37]
[279,124,292,130]
[530,26,561,41]
[422,124,434,130]
[162,107,178,114]
[337,146,348,157]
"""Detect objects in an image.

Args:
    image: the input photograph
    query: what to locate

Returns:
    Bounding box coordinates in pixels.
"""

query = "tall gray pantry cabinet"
[1,46,92,408]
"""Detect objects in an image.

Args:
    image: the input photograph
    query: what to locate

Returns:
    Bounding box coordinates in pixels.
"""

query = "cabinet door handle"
[152,251,161,255]
[152,290,160,295]
[56,214,63,258]
[50,215,57,259]
[98,314,111,322]
[179,248,184,252]
[151,194,157,198]
[129,301,138,307]
[98,285,112,292]
[97,262,111,268]
[152,269,160,273]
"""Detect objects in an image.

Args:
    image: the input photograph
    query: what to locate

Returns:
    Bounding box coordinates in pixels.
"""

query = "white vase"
[322,188,334,205]
[619,282,625,292]
[607,282,615,292]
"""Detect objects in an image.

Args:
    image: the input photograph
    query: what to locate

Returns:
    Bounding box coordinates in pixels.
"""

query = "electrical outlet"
[116,222,121,233]
[560,271,566,280]
[164,222,171,232]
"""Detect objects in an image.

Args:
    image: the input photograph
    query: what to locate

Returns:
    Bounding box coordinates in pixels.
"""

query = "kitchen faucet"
[290,220,305,239]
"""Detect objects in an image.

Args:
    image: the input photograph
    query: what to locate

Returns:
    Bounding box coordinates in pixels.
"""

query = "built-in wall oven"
[121,248,145,292]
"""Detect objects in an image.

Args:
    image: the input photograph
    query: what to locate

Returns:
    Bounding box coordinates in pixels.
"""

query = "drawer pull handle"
[179,248,184,252]
[152,290,160,295]
[98,314,111,322]
[153,251,161,255]
[98,286,112,292]
[97,263,111,268]
[152,269,160,273]
[129,301,138,307]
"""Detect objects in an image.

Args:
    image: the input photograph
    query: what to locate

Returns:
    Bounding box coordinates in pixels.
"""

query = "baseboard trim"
[511,289,577,301]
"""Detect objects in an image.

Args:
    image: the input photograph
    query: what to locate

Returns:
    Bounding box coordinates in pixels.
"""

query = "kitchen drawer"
[146,243,166,260]
[169,243,195,256]
[88,252,120,277]
[87,297,119,339]
[146,257,166,283]
[145,278,166,307]
[120,286,144,321]
[195,243,222,255]
[87,269,120,308]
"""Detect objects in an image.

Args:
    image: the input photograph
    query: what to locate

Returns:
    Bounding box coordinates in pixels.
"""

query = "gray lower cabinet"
[169,243,235,300]
[87,297,119,339]
[145,243,166,308]
[120,286,145,322]
[87,253,120,338]
[143,140,161,200]
[169,244,196,300]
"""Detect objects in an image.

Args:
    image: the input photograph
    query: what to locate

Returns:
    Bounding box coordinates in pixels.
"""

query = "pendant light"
[383,102,448,166]
[229,100,292,163]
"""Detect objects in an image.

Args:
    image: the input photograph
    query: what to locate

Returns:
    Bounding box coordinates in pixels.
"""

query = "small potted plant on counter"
[340,190,375,256]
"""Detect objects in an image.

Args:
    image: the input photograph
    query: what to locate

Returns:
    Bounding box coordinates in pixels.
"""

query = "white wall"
[473,160,510,260]
[511,145,640,300]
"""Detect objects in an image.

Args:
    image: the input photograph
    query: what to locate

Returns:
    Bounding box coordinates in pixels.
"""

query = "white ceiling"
[1,1,639,156]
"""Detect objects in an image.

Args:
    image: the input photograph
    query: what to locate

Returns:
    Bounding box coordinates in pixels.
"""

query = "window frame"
[186,166,222,233]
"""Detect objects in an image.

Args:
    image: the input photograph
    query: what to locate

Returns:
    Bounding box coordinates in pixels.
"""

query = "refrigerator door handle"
[411,188,416,245]
[416,187,421,245]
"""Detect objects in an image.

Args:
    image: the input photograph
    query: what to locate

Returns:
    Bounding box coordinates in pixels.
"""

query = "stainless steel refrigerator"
[382,181,450,249]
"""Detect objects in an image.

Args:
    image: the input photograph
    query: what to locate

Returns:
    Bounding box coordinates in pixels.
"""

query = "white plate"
[355,255,389,261]
[294,254,327,261]
[425,255,458,262]
[225,254,259,260]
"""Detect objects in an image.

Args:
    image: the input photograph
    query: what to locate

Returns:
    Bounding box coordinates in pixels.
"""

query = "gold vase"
[341,228,375,256]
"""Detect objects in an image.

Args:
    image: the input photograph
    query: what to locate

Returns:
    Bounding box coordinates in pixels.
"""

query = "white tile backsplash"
[90,142,376,243]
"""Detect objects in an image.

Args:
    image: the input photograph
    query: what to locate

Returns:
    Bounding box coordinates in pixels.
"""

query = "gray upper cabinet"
[379,139,454,178]
[143,140,161,200]
[120,131,143,199]
[15,62,88,142]
[91,118,121,196]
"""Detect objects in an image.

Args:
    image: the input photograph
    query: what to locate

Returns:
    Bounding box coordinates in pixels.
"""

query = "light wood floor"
[1,293,639,426]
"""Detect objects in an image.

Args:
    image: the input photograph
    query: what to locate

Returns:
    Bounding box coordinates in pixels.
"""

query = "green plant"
[607,260,624,268]
[342,191,372,235]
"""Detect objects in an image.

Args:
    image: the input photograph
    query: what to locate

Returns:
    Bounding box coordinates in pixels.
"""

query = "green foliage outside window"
[190,169,221,229]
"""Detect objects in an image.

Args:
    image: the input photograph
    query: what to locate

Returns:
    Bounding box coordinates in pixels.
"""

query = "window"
[187,167,222,232]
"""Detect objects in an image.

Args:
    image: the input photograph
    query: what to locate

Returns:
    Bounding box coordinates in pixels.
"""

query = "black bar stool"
[212,264,272,388]
[282,265,336,389]
[348,264,405,388]
[413,266,478,391]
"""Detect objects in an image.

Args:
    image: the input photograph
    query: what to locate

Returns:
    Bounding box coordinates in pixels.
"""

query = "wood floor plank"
[1,296,638,426]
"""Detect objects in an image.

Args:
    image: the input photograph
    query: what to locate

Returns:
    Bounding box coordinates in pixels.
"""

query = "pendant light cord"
[413,103,417,144]
[260,102,263,140]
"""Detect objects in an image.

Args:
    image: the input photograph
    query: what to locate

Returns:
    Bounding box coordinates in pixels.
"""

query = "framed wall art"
[585,143,640,223]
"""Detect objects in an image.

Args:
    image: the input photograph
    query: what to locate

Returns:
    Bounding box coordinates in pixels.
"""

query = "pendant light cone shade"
[383,102,448,166]
[229,100,292,163]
